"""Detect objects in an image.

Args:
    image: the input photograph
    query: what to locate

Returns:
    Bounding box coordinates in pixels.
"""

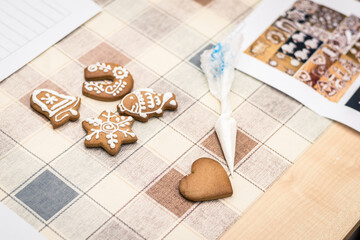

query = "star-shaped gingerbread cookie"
[82,110,137,155]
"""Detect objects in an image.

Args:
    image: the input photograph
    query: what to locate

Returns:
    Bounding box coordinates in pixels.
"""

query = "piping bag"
[200,23,244,175]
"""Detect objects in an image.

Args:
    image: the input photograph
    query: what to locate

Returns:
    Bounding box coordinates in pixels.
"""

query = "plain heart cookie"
[179,158,233,201]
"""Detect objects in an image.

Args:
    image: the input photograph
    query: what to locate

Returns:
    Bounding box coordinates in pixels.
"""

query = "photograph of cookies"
[279,30,322,63]
[83,62,134,101]
[347,39,360,64]
[30,89,81,129]
[272,17,298,36]
[243,0,359,103]
[346,86,360,112]
[327,15,360,54]
[314,54,360,102]
[117,88,178,122]
[300,22,332,42]
[244,25,290,63]
[292,0,319,15]
[268,51,303,76]
[82,110,137,156]
[307,5,345,33]
[283,0,319,26]
[294,44,340,87]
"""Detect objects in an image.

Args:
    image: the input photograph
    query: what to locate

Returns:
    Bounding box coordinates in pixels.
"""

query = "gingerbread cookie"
[179,158,233,201]
[82,110,137,155]
[117,88,177,122]
[83,62,133,101]
[31,89,81,129]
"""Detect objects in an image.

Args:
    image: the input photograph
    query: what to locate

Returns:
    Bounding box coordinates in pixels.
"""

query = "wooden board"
[222,123,360,240]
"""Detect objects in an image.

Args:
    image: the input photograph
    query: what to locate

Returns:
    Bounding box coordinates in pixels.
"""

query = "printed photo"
[245,0,360,104]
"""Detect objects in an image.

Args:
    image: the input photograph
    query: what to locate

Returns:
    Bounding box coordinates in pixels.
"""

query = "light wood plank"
[222,123,360,240]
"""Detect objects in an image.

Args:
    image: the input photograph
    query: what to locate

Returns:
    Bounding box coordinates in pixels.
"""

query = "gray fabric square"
[189,43,214,68]
[16,170,78,221]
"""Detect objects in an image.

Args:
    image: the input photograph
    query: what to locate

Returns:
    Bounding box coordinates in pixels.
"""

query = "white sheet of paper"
[0,0,101,81]
[0,0,100,238]
[0,202,45,240]
[232,0,360,132]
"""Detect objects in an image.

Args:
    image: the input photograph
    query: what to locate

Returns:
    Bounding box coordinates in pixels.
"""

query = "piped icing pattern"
[117,88,178,122]
[83,62,133,101]
[31,89,81,128]
[82,110,137,155]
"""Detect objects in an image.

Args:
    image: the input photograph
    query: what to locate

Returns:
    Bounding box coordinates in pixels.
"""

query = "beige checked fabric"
[0,0,331,239]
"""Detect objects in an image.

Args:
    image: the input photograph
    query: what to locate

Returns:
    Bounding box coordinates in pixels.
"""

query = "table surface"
[0,0,349,239]
[222,123,360,240]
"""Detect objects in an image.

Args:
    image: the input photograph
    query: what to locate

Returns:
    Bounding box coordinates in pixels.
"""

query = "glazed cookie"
[31,89,81,129]
[179,158,233,201]
[117,88,177,122]
[82,110,137,155]
[83,62,133,101]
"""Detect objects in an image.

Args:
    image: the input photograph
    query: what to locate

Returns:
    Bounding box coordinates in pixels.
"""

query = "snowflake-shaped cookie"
[82,110,137,155]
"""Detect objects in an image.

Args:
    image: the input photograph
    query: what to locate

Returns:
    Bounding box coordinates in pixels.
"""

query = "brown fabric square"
[79,42,131,66]
[131,7,179,41]
[201,130,258,165]
[146,169,194,217]
[0,65,46,99]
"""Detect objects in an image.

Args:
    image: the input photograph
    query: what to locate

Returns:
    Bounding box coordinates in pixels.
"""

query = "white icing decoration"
[154,96,161,106]
[41,93,58,104]
[84,62,130,97]
[51,100,67,110]
[290,59,300,67]
[112,66,129,80]
[139,113,147,118]
[87,64,98,72]
[70,109,78,115]
[269,60,278,67]
[32,89,79,122]
[85,110,136,148]
[163,92,173,103]
[118,88,175,119]
[292,32,306,43]
[87,62,112,72]
[304,38,319,49]
[294,48,310,61]
[281,42,296,54]
[144,92,155,109]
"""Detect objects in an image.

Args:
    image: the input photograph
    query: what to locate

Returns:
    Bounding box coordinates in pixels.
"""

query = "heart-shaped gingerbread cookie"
[179,158,233,201]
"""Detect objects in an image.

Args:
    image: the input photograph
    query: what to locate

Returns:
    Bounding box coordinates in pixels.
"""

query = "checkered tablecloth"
[0,0,332,239]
